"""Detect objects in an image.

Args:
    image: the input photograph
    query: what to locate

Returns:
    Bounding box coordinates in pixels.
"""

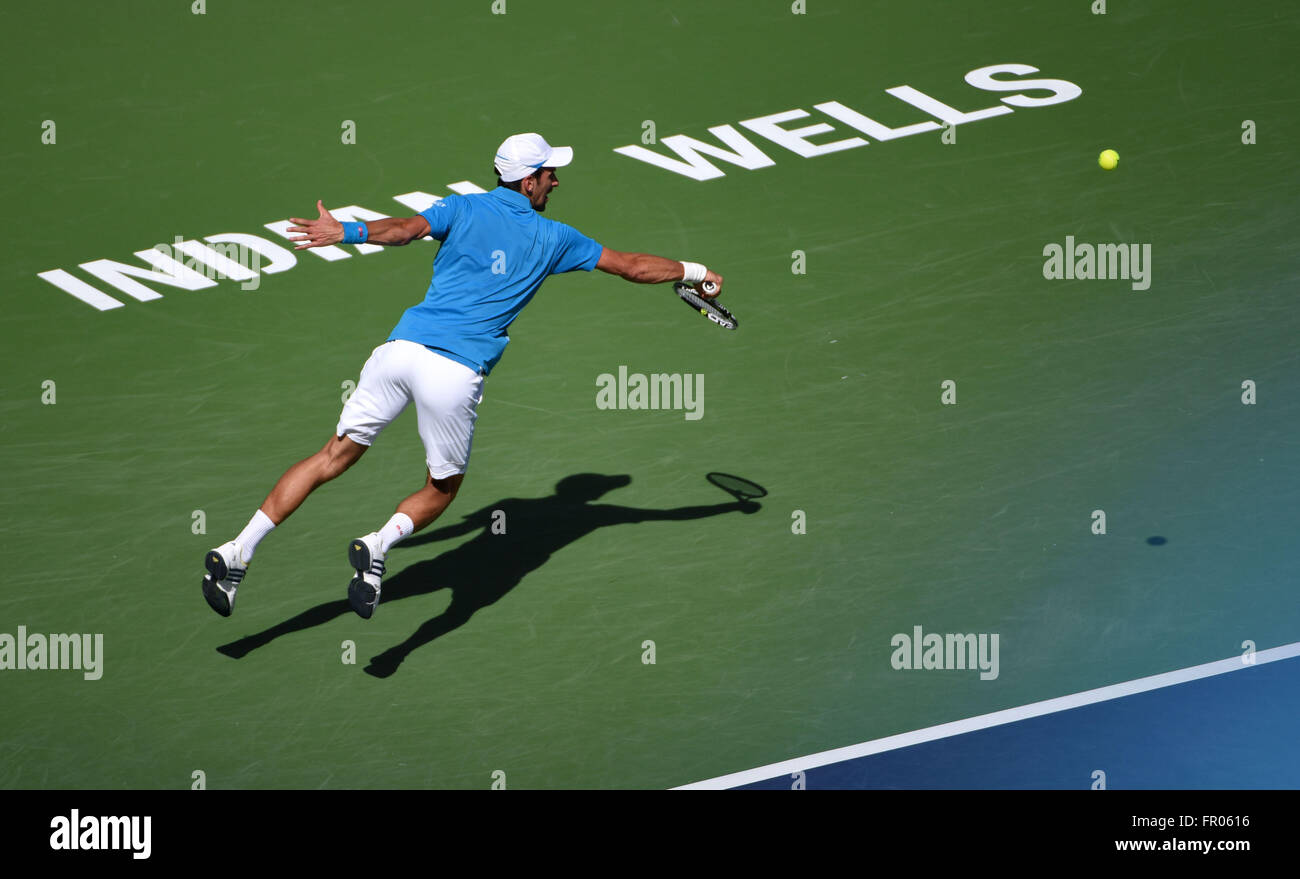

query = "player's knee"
[316,446,358,481]
[321,458,350,481]
[429,472,463,499]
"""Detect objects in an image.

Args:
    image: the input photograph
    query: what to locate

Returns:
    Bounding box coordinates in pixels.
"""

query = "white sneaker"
[347,532,386,620]
[202,540,249,617]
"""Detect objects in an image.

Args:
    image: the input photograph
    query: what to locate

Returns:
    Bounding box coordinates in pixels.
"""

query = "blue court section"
[736,656,1300,789]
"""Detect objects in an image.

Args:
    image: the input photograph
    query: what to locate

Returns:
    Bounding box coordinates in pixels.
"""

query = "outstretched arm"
[595,248,724,296]
[288,200,431,249]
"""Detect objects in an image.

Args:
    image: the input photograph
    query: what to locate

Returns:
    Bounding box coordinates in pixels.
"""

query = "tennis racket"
[674,281,739,330]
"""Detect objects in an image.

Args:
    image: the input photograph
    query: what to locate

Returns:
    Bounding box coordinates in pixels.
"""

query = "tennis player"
[202,133,725,620]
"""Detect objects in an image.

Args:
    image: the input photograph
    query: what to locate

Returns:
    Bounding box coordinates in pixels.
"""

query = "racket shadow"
[216,472,759,677]
[706,472,768,501]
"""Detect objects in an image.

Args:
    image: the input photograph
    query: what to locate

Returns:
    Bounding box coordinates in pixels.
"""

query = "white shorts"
[336,340,485,479]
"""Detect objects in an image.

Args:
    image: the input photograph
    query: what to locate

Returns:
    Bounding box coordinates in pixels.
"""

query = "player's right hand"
[287,200,344,250]
[701,270,724,298]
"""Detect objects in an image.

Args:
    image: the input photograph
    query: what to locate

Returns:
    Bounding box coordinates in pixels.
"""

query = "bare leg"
[261,434,369,523]
[396,470,464,532]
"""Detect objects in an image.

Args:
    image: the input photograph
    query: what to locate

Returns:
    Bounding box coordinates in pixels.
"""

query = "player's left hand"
[287,200,344,250]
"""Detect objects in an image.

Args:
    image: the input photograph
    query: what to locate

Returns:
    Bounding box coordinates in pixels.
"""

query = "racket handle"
[700,280,717,295]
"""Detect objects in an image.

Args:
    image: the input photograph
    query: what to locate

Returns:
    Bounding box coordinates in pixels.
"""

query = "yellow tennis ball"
[1099,149,1119,170]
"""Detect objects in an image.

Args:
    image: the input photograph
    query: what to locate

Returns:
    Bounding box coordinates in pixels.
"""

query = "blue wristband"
[341,221,368,244]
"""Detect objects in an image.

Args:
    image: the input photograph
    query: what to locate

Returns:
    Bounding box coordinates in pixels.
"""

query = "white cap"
[494,133,574,182]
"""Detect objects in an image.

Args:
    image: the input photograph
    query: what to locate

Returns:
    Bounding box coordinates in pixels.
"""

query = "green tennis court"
[2,0,1296,789]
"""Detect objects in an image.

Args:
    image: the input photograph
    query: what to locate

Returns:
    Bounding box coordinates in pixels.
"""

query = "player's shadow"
[217,473,758,677]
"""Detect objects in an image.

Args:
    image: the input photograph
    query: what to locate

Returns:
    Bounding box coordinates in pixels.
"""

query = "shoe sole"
[347,539,373,574]
[348,575,377,620]
[205,550,228,581]
[202,575,233,617]
[203,550,240,617]
[347,538,380,619]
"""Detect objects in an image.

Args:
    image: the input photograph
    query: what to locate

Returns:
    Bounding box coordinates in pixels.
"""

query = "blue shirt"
[387,187,604,375]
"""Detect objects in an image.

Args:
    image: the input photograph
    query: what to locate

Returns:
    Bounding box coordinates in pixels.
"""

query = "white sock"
[234,509,277,563]
[378,512,415,554]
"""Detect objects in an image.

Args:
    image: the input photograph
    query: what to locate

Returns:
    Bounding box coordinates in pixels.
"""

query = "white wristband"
[680,261,708,285]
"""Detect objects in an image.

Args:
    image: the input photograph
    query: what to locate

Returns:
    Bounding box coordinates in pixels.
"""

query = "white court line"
[674,642,1300,790]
